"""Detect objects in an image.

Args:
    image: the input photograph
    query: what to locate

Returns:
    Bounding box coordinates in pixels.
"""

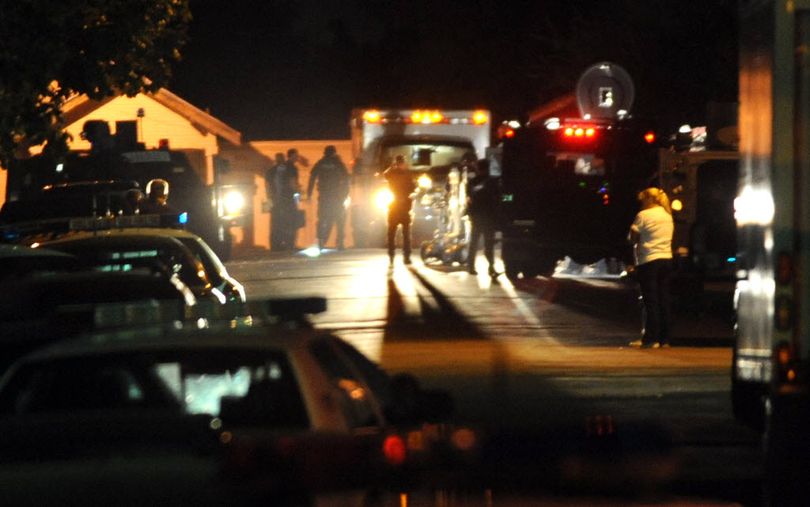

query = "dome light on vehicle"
[411,110,445,124]
[472,110,489,125]
[363,110,382,123]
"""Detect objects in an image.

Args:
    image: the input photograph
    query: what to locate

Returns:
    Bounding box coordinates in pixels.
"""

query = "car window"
[48,240,209,288]
[0,350,310,429]
[330,337,392,407]
[0,360,177,414]
[380,142,473,170]
[309,338,382,428]
[178,237,225,285]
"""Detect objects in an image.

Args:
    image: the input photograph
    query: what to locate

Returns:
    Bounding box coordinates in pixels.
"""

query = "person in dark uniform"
[384,155,416,265]
[271,149,303,252]
[307,145,350,250]
[123,188,144,215]
[265,153,286,249]
[466,158,501,277]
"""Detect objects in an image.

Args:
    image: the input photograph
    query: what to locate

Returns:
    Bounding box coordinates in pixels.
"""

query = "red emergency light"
[644,131,656,144]
[562,125,596,139]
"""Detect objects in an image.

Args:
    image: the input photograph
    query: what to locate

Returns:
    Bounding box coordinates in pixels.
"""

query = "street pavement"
[227,248,762,505]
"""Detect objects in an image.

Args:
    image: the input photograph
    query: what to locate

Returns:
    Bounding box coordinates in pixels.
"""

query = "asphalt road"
[227,248,762,505]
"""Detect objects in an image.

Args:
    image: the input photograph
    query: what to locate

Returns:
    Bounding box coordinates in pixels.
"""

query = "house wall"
[63,94,220,184]
[218,140,353,250]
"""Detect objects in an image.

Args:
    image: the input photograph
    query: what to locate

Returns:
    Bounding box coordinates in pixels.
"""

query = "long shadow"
[510,275,735,347]
[383,267,486,341]
[378,264,751,503]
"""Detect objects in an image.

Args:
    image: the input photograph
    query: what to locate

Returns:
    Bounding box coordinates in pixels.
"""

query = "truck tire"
[764,392,810,506]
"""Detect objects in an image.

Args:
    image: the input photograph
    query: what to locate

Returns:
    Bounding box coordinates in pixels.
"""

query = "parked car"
[0,270,195,374]
[32,228,233,304]
[0,243,78,282]
[140,227,245,303]
[0,300,456,504]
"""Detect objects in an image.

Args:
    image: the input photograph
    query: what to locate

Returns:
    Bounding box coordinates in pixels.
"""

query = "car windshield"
[0,350,309,428]
[44,238,208,288]
[380,142,473,170]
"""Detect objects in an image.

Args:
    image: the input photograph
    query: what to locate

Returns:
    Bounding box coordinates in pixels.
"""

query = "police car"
[0,298,460,504]
[25,216,244,304]
[0,243,78,282]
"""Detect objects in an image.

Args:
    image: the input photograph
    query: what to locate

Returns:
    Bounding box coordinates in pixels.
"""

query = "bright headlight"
[374,188,394,211]
[417,174,432,189]
[223,190,246,216]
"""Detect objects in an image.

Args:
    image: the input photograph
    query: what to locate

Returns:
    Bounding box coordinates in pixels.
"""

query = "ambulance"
[348,109,491,248]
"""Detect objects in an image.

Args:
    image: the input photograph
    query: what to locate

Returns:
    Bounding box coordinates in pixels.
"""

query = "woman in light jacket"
[628,187,674,348]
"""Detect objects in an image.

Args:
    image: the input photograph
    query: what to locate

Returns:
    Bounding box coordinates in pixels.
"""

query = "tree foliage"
[0,0,191,166]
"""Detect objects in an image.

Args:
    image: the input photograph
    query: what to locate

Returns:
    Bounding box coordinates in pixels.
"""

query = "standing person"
[628,187,674,349]
[271,149,304,252]
[123,188,144,215]
[307,145,350,250]
[265,153,286,250]
[384,155,416,265]
[466,158,500,277]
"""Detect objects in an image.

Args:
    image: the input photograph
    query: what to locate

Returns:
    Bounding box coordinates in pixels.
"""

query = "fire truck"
[348,108,491,248]
[498,63,660,279]
[731,1,810,503]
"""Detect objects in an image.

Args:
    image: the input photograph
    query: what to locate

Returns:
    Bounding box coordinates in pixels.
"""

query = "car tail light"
[775,341,798,384]
[644,131,656,144]
[383,434,407,466]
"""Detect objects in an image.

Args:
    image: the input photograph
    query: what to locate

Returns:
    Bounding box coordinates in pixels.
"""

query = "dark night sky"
[168,0,738,142]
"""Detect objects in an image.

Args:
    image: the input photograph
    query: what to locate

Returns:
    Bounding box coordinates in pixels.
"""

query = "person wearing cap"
[307,145,350,250]
[383,155,416,265]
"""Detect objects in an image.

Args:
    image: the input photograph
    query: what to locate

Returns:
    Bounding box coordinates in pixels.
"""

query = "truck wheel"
[534,256,558,277]
[765,393,810,506]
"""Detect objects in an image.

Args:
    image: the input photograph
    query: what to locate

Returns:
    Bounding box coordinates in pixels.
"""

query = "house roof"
[61,89,242,146]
